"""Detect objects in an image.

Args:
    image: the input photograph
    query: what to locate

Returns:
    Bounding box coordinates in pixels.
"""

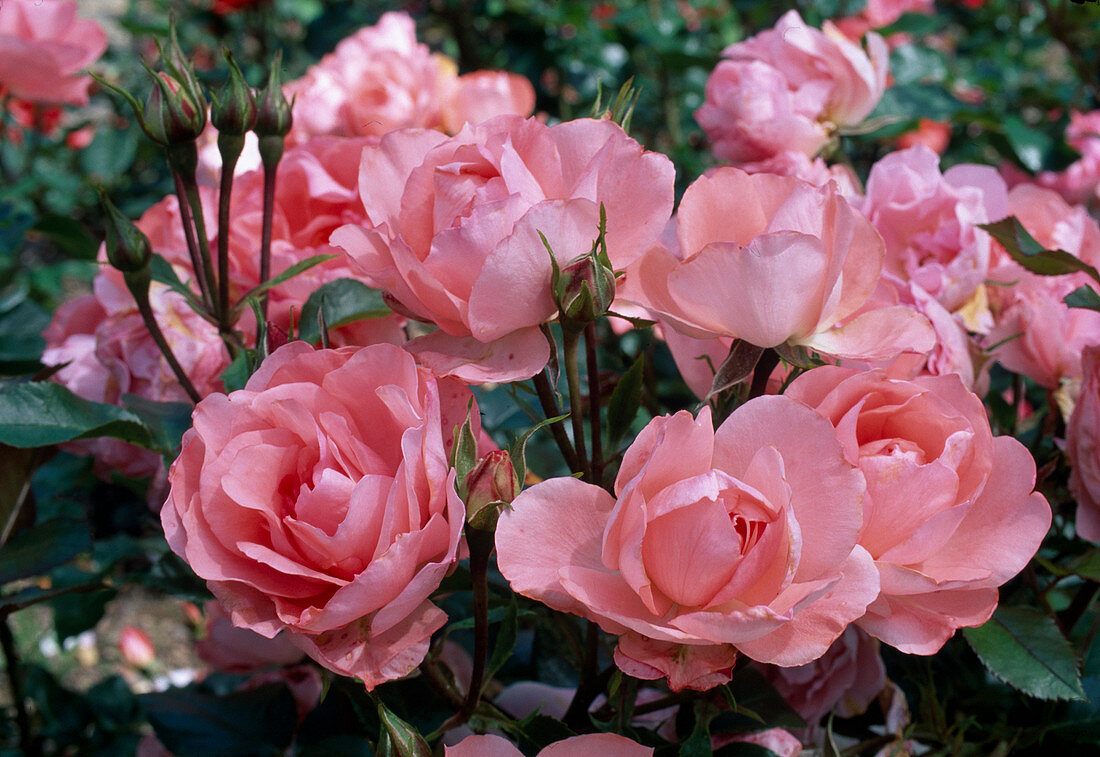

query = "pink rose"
[737,150,864,203]
[496,400,880,690]
[195,601,305,673]
[786,364,1051,653]
[621,167,933,362]
[447,733,653,757]
[862,145,1008,314]
[760,627,886,728]
[1068,346,1100,542]
[0,0,108,106]
[161,342,476,687]
[695,10,887,164]
[713,729,803,757]
[986,185,1100,388]
[331,115,674,382]
[284,13,534,146]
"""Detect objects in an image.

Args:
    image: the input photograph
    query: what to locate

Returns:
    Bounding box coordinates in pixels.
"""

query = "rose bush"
[161,341,477,687]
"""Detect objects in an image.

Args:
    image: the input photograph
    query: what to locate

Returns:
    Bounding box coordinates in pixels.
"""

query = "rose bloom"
[1067,347,1100,543]
[447,733,652,757]
[285,12,534,146]
[620,167,933,362]
[862,145,1008,315]
[986,185,1100,388]
[497,400,880,691]
[195,600,305,673]
[695,10,887,164]
[332,115,674,382]
[0,0,108,106]
[162,341,477,687]
[785,364,1051,653]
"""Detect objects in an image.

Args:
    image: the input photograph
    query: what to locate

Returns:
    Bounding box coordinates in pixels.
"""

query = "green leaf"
[607,355,645,449]
[1069,549,1100,582]
[509,413,570,487]
[0,444,47,547]
[0,296,48,370]
[298,279,390,343]
[980,217,1100,285]
[32,213,98,260]
[120,395,192,455]
[483,597,519,688]
[1065,285,1100,312]
[0,200,34,256]
[1004,116,1054,173]
[451,399,479,498]
[80,122,139,181]
[716,666,806,731]
[232,254,338,316]
[0,381,153,449]
[680,700,717,757]
[150,254,207,315]
[219,351,254,393]
[376,701,432,757]
[890,44,947,85]
[705,340,765,400]
[0,518,90,586]
[879,11,945,36]
[963,606,1087,701]
[142,683,298,757]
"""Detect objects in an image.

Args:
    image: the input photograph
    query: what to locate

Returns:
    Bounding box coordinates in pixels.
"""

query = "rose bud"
[555,249,617,328]
[118,627,156,669]
[211,51,257,136]
[101,191,152,275]
[148,69,207,145]
[465,449,519,530]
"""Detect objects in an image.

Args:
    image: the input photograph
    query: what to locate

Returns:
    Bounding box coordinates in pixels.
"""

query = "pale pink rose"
[786,364,1051,653]
[497,400,880,689]
[862,145,1008,313]
[1004,111,1100,208]
[0,0,108,106]
[331,115,674,382]
[195,601,305,673]
[441,71,537,134]
[162,342,477,687]
[696,10,888,164]
[446,733,653,757]
[738,150,864,203]
[621,167,933,362]
[760,626,886,728]
[1067,346,1100,542]
[986,185,1100,388]
[713,729,803,757]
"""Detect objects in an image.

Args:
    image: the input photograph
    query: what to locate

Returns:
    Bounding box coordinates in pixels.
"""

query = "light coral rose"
[1067,346,1100,542]
[737,149,864,203]
[195,601,305,673]
[986,185,1100,388]
[785,364,1051,654]
[446,733,653,757]
[441,71,537,134]
[496,400,880,690]
[862,145,1008,314]
[759,626,886,729]
[712,728,803,757]
[695,10,887,164]
[0,0,108,106]
[331,115,673,382]
[896,119,951,154]
[620,167,933,362]
[161,342,476,687]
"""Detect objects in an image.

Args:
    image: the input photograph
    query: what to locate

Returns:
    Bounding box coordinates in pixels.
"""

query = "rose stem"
[258,157,277,322]
[437,527,494,731]
[532,371,581,473]
[171,170,215,313]
[1,615,36,756]
[216,139,244,336]
[562,329,590,479]
[133,292,202,403]
[748,347,780,400]
[585,321,604,487]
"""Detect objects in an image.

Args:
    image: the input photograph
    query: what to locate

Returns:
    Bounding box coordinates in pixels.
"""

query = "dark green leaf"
[150,254,207,315]
[232,254,338,316]
[80,123,139,181]
[505,713,576,752]
[980,217,1100,285]
[0,297,48,369]
[51,583,116,641]
[377,701,432,757]
[0,518,90,585]
[607,355,645,449]
[891,44,947,85]
[32,214,98,260]
[0,444,48,547]
[0,200,34,256]
[680,700,716,757]
[1065,285,1100,312]
[484,597,519,687]
[705,340,764,400]
[298,279,391,343]
[509,413,569,487]
[0,381,153,449]
[718,666,806,731]
[142,683,298,757]
[963,606,1087,701]
[1069,549,1100,582]
[219,351,254,393]
[879,11,945,36]
[120,395,192,455]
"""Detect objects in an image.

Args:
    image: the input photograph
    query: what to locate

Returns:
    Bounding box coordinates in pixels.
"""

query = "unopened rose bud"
[254,51,293,140]
[555,250,616,327]
[118,626,156,669]
[149,69,207,144]
[181,601,203,629]
[101,191,153,274]
[211,51,257,136]
[377,702,432,757]
[464,449,518,530]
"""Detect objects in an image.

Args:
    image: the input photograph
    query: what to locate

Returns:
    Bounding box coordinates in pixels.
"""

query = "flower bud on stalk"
[211,51,257,137]
[555,249,617,328]
[253,52,294,320]
[464,449,519,531]
[117,627,156,670]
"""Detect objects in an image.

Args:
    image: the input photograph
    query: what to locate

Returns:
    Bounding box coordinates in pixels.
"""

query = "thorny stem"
[563,328,590,479]
[585,322,604,487]
[532,372,581,473]
[1,615,36,757]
